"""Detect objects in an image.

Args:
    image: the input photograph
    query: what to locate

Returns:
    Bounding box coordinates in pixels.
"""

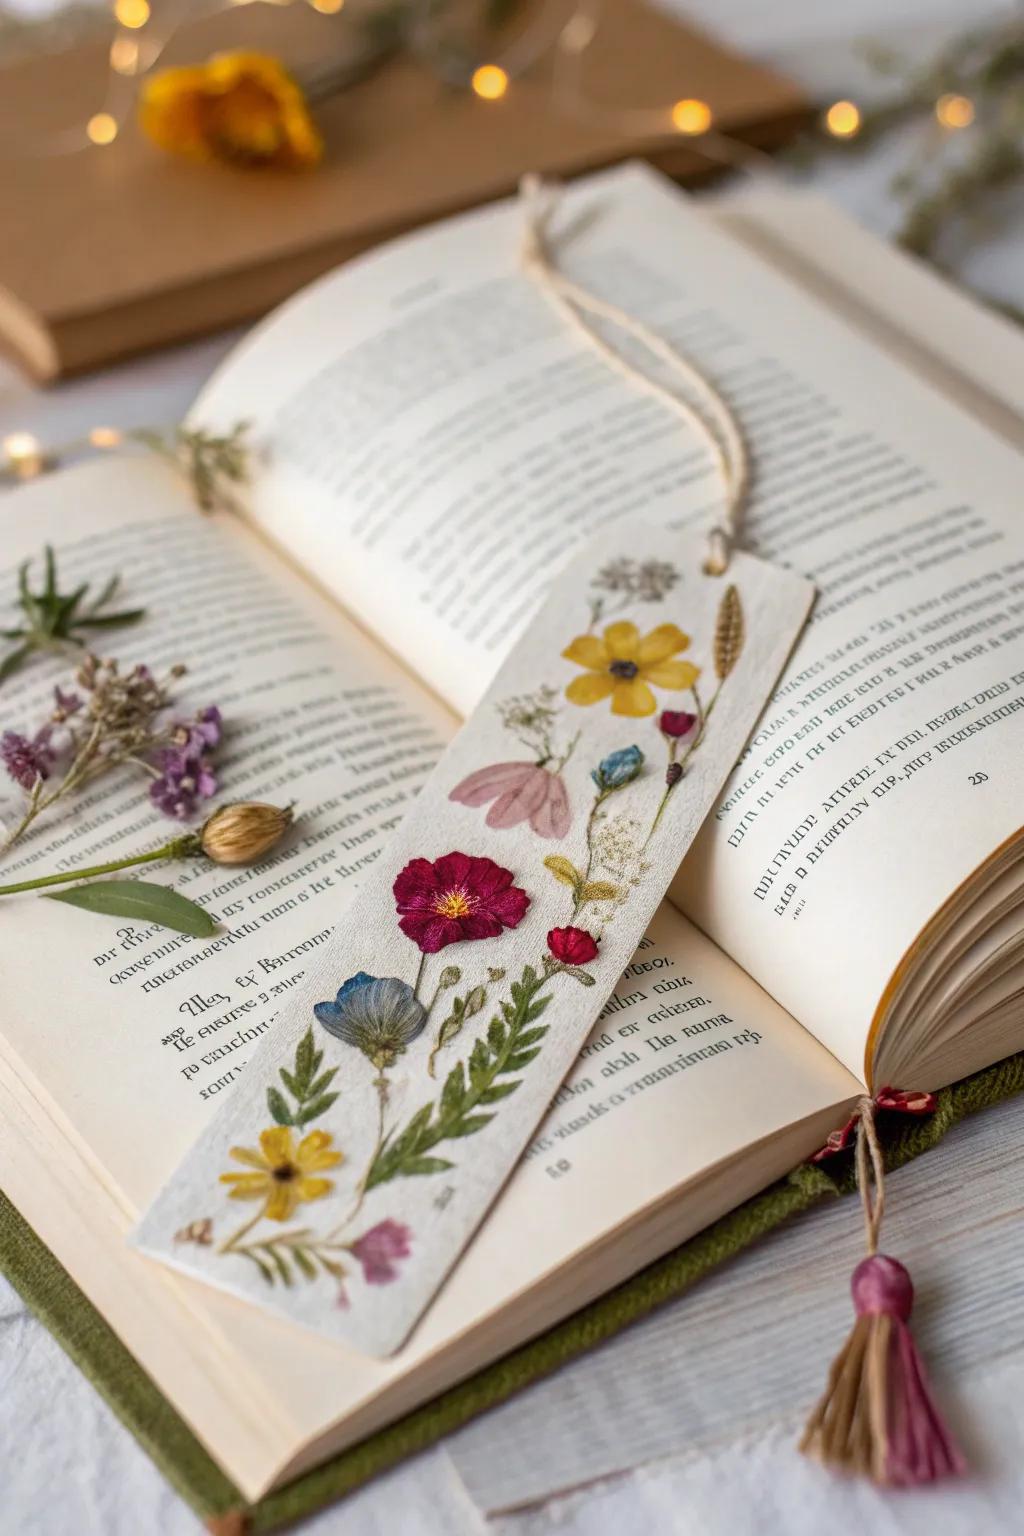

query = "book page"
[190,163,1024,1081]
[0,457,454,1210]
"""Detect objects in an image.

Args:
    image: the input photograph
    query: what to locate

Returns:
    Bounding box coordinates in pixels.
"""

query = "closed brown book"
[0,0,806,380]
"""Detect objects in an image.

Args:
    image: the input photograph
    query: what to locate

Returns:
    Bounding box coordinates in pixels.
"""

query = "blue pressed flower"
[591,745,644,792]
[314,973,427,1070]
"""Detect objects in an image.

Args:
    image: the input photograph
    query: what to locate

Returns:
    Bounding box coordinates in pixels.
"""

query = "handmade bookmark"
[133,180,816,1356]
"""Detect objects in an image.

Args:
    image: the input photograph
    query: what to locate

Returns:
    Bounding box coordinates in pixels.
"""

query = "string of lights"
[7,0,983,168]
[0,1,989,480]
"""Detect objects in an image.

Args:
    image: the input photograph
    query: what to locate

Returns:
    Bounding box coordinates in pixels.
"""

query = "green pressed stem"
[572,790,608,919]
[0,834,201,896]
[217,1208,264,1257]
[412,951,426,1003]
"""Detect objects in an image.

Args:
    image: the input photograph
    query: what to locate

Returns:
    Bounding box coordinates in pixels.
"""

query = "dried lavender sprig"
[0,656,222,857]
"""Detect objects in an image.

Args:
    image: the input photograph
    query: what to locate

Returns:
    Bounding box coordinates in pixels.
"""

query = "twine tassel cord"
[799,1096,966,1486]
[518,173,748,575]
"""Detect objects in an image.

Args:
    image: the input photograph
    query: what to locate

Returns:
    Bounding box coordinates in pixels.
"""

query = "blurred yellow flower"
[139,51,323,169]
[220,1126,343,1221]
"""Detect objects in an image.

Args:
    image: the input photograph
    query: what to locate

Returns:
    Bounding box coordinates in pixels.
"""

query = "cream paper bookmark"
[134,520,814,1354]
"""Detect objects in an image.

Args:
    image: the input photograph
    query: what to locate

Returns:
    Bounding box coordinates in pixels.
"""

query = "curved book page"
[190,162,1024,1085]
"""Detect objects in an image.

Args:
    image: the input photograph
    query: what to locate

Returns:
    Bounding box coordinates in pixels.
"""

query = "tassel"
[799,1097,966,1486]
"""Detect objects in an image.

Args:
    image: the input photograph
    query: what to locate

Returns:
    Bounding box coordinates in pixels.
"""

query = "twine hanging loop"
[519,173,748,575]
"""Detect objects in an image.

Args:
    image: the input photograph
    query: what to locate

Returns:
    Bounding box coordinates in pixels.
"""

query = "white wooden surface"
[2,3,1023,1532]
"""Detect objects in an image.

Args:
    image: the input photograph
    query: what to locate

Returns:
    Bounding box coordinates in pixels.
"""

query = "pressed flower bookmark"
[134,519,814,1354]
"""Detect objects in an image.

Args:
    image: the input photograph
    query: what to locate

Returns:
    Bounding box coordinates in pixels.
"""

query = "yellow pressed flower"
[220,1126,342,1221]
[562,621,700,717]
[139,51,323,169]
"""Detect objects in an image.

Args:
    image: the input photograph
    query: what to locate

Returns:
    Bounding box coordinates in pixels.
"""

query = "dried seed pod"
[200,801,293,865]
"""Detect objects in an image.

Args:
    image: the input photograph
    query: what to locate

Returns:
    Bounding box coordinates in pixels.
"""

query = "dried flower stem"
[0,834,200,896]
[134,421,253,514]
[644,681,722,847]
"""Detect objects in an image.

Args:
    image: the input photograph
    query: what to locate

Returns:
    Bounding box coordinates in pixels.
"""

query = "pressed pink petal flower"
[351,1219,412,1285]
[529,772,572,839]
[450,761,573,839]
[487,765,552,830]
[449,761,537,808]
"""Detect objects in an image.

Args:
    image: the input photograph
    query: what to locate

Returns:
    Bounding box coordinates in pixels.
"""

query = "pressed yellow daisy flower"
[562,621,700,717]
[220,1126,342,1222]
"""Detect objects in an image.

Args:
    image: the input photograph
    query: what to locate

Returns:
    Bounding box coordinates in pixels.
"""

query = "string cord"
[519,173,749,574]
[856,1095,886,1256]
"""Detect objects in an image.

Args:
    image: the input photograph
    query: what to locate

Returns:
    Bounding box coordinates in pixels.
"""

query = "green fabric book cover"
[4,1050,1023,1533]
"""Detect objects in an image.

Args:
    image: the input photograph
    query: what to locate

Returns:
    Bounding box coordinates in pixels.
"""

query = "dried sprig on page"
[135,421,253,513]
[0,655,221,855]
[0,545,145,687]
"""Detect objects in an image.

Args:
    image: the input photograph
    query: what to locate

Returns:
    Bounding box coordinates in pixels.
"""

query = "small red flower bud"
[665,762,683,787]
[547,926,599,965]
[659,710,697,739]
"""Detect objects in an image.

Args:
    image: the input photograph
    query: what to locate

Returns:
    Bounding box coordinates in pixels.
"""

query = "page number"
[968,772,989,786]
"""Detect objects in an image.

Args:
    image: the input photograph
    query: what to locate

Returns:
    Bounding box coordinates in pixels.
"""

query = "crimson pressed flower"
[547,926,599,966]
[659,709,698,739]
[393,851,530,954]
[350,1219,412,1285]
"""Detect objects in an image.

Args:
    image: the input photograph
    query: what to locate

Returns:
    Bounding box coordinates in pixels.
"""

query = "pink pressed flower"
[350,1220,412,1285]
[547,926,599,965]
[393,851,530,953]
[449,761,571,839]
[659,710,698,739]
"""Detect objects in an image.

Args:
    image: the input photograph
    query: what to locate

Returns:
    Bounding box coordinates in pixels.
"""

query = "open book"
[1,164,1022,1504]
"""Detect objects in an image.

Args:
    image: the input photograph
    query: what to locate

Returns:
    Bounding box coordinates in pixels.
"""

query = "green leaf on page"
[43,879,217,936]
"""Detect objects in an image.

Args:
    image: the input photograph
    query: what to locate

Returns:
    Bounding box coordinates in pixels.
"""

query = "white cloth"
[2,2,1023,1532]
[449,1094,1024,1514]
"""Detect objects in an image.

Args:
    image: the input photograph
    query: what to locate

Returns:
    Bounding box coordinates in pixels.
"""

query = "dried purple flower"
[1,651,225,855]
[1,730,54,790]
[349,1219,412,1285]
[149,746,219,820]
[52,686,83,721]
[173,704,222,756]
